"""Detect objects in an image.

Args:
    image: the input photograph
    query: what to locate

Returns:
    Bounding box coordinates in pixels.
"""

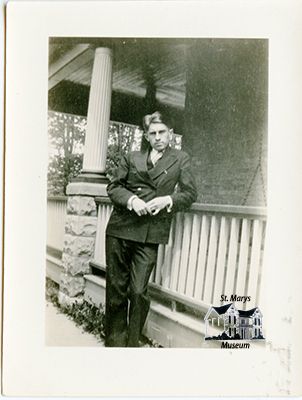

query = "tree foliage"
[105,122,143,180]
[47,111,182,195]
[48,111,85,195]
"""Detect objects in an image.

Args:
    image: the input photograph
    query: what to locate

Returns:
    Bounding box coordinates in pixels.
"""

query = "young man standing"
[105,111,197,347]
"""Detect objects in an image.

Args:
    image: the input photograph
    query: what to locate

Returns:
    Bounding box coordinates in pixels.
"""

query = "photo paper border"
[3,0,302,396]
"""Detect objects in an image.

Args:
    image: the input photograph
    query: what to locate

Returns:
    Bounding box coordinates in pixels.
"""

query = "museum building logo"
[204,303,264,349]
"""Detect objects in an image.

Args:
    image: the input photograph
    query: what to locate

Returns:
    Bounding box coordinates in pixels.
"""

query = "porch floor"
[45,301,104,347]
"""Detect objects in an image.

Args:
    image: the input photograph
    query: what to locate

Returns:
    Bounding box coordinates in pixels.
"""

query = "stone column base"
[66,181,108,196]
[72,172,109,185]
[59,190,102,304]
[58,291,84,307]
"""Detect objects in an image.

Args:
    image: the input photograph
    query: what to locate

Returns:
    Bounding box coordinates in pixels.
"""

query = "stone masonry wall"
[59,196,97,305]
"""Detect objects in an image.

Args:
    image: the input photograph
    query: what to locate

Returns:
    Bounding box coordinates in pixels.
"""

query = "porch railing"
[46,196,266,312]
[47,196,67,254]
[93,197,266,311]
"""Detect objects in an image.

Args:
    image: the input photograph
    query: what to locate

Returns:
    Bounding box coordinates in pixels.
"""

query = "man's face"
[145,122,172,152]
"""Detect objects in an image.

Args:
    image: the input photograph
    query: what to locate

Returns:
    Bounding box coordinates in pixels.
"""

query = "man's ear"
[144,132,150,142]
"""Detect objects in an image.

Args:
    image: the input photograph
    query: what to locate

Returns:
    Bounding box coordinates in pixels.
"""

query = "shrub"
[45,278,160,347]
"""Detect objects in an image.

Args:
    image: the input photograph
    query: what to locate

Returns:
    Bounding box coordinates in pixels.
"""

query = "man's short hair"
[143,111,171,132]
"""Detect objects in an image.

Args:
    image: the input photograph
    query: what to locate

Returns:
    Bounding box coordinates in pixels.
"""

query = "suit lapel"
[133,150,156,187]
[133,147,178,185]
[148,147,178,181]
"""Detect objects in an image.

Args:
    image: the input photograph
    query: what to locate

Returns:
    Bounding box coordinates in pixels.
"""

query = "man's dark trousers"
[105,235,158,347]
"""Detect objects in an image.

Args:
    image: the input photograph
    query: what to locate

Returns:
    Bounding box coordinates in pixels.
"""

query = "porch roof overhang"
[48,38,188,109]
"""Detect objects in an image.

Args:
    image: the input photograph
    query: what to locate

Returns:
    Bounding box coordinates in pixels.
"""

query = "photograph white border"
[3,0,302,396]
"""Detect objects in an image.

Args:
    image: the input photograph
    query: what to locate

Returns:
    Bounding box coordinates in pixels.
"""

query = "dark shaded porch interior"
[49,37,268,206]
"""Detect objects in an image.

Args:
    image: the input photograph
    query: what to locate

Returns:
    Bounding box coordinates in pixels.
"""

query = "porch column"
[68,47,112,196]
[59,47,113,305]
[82,47,113,178]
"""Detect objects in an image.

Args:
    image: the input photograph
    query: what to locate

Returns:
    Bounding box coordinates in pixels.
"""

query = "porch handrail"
[47,195,68,202]
[95,196,267,218]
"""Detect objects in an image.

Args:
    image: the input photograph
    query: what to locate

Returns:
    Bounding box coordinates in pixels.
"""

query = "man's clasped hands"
[132,196,172,216]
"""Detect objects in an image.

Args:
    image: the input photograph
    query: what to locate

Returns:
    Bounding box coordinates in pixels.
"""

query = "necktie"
[150,149,163,166]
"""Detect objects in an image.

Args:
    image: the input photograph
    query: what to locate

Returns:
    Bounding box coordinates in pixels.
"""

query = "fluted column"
[61,47,113,304]
[82,47,112,176]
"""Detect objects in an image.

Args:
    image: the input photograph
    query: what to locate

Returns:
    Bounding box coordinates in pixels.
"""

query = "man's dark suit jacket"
[106,146,197,244]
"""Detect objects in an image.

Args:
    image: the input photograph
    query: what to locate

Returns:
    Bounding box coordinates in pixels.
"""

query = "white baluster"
[177,213,193,294]
[185,213,202,297]
[225,217,240,297]
[203,215,219,304]
[236,218,251,309]
[194,214,210,299]
[213,216,229,304]
[247,220,263,307]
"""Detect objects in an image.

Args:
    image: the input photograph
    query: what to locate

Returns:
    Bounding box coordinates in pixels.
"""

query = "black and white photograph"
[46,37,268,348]
[3,1,302,396]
